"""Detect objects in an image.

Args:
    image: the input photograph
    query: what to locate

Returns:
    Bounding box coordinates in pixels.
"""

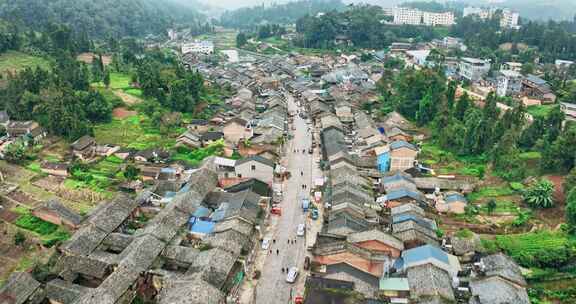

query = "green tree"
[236,32,248,48]
[103,69,111,89]
[123,165,140,181]
[564,168,576,196]
[486,199,497,214]
[14,231,26,246]
[566,188,576,234]
[523,179,555,209]
[4,141,27,164]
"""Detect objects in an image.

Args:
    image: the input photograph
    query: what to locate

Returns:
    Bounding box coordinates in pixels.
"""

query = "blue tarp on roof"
[189,219,215,235]
[390,140,417,151]
[193,206,211,218]
[164,191,177,199]
[210,203,230,222]
[445,193,467,204]
[402,244,449,265]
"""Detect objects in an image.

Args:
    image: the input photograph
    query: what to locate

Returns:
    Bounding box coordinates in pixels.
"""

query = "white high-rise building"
[423,11,455,26]
[393,7,422,25]
[393,7,454,26]
[463,7,519,29]
[181,40,214,55]
[500,10,520,29]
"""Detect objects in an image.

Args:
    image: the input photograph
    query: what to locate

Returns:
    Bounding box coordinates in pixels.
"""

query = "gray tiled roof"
[158,273,225,304]
[0,272,41,304]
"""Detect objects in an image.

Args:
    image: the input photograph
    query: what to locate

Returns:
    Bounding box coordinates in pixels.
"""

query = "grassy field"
[94,115,179,150]
[467,185,516,202]
[93,72,142,98]
[420,143,486,178]
[494,230,571,258]
[527,105,556,118]
[0,51,50,74]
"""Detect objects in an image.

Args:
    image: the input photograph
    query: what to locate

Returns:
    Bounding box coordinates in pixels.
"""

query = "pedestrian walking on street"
[276,249,279,255]
[269,250,272,254]
[281,268,285,273]
[287,239,290,244]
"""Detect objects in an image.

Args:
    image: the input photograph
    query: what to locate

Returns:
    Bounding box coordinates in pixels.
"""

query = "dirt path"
[113,90,142,105]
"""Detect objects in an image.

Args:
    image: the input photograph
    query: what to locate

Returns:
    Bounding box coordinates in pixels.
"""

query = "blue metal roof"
[210,202,230,222]
[393,214,436,230]
[390,140,417,151]
[386,188,424,202]
[383,172,414,185]
[526,74,547,85]
[445,193,467,204]
[402,244,449,266]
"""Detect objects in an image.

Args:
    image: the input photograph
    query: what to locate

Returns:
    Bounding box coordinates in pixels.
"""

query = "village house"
[522,74,557,103]
[389,140,419,172]
[561,102,576,122]
[71,135,96,160]
[176,130,201,149]
[134,148,170,163]
[40,162,69,177]
[6,120,46,142]
[435,192,468,214]
[392,204,439,248]
[200,131,224,147]
[32,199,83,229]
[222,117,252,144]
[469,253,530,304]
[188,119,211,133]
[234,155,275,185]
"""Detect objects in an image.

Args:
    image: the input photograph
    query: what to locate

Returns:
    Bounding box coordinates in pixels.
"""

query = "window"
[251,165,256,171]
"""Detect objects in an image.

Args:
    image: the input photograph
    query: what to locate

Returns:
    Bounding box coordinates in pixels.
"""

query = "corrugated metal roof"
[402,244,449,266]
[379,277,410,291]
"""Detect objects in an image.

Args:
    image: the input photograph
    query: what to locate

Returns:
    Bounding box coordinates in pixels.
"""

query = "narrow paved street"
[254,93,315,304]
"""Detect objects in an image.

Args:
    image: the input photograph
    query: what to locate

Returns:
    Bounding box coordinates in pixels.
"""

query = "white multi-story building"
[423,11,455,26]
[181,40,214,55]
[459,57,491,82]
[463,7,519,29]
[393,7,423,25]
[500,9,520,29]
[393,7,454,26]
[497,70,523,97]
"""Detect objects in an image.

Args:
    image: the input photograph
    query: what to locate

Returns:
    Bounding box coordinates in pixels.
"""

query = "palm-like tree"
[523,179,555,209]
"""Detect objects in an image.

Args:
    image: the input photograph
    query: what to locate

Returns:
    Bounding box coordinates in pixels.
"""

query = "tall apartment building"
[393,7,423,25]
[423,11,455,26]
[393,7,454,26]
[463,7,519,29]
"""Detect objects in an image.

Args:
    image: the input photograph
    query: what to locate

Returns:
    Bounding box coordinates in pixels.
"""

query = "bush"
[14,231,26,246]
[455,229,474,239]
[510,182,525,191]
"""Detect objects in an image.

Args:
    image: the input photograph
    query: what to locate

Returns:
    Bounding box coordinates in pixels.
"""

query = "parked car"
[261,238,270,250]
[311,209,319,220]
[297,224,305,236]
[271,207,282,215]
[286,267,299,283]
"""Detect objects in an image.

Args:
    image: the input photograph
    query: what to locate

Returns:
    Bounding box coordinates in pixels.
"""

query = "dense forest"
[451,14,576,63]
[0,0,202,38]
[295,5,445,49]
[220,0,346,29]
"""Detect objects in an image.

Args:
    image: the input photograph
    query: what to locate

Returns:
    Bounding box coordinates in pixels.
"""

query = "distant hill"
[0,0,203,38]
[220,0,346,29]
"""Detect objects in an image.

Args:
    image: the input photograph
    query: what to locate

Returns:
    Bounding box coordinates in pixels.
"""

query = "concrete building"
[234,155,275,185]
[181,40,214,55]
[393,7,422,25]
[463,7,519,29]
[496,70,523,97]
[393,7,454,26]
[422,11,455,26]
[459,57,491,82]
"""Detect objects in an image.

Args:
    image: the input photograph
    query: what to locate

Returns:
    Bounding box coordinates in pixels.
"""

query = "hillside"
[0,0,203,38]
[220,0,346,29]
